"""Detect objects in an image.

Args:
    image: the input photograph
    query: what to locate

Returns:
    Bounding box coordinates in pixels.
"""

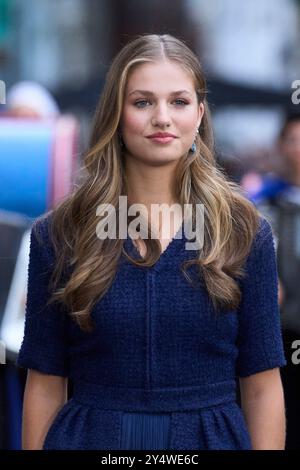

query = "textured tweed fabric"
[17,213,286,449]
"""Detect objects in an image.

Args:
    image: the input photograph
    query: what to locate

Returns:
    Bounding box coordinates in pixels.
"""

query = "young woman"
[17,34,286,450]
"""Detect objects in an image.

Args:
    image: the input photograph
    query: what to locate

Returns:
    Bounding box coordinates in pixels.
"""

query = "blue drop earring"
[190,129,199,154]
[190,141,197,154]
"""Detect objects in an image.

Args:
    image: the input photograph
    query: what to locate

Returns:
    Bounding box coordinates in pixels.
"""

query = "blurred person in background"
[254,111,300,449]
[240,170,264,201]
[6,81,60,119]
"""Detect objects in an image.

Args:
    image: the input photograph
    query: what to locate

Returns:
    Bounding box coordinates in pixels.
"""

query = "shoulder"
[255,215,274,246]
[236,215,278,294]
[30,210,56,263]
[244,215,276,270]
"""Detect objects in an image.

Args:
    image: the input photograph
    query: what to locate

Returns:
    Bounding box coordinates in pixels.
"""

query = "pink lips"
[147,133,177,144]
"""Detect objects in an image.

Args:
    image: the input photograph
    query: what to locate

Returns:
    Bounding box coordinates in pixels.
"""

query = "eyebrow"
[128,89,192,96]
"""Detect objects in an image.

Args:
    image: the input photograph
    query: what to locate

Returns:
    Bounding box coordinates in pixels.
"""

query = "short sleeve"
[16,216,70,377]
[236,217,287,378]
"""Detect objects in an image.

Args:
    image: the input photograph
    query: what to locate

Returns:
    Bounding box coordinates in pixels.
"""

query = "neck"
[124,155,180,208]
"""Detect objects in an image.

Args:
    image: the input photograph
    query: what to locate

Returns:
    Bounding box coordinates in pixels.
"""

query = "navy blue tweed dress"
[17,213,286,450]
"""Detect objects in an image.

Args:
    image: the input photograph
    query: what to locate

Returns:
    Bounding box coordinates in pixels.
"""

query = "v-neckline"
[126,219,185,266]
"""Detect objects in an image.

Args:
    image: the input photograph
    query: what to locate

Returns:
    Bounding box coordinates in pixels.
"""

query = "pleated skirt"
[120,412,172,450]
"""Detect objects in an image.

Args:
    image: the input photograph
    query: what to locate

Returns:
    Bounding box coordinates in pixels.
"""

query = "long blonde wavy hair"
[42,33,260,332]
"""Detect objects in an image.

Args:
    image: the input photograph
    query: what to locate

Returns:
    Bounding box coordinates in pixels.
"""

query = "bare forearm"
[22,392,66,449]
[241,388,286,450]
[22,371,68,450]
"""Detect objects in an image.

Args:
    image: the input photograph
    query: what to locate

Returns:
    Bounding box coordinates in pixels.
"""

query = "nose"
[151,101,171,127]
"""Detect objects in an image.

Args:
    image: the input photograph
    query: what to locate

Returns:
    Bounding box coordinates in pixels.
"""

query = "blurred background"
[0,0,300,450]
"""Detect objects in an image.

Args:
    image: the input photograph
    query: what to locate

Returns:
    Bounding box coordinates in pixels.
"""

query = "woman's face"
[120,59,204,165]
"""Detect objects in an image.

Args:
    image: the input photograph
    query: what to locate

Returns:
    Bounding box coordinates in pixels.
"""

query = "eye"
[134,100,151,108]
[174,99,189,106]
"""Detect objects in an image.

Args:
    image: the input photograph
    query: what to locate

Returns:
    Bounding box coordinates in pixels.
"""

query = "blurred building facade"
[1,0,300,171]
